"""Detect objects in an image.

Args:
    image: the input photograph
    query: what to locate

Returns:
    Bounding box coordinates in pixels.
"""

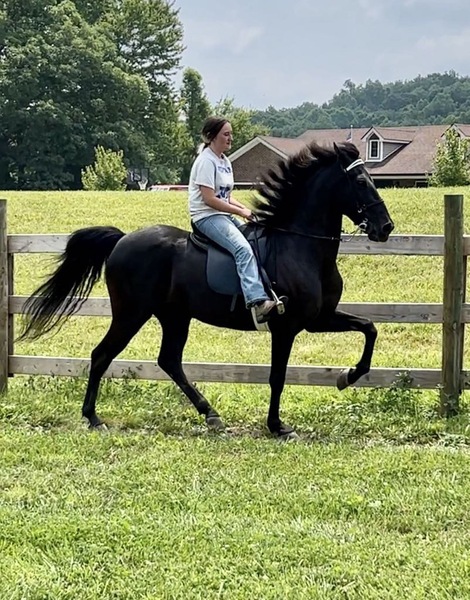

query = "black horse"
[19,142,394,438]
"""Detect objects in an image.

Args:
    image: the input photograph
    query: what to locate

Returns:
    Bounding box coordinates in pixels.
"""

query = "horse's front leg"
[267,327,299,439]
[309,309,377,389]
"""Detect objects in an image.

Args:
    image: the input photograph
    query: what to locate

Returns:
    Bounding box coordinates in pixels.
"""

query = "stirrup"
[250,293,288,331]
[271,290,287,315]
[250,307,271,332]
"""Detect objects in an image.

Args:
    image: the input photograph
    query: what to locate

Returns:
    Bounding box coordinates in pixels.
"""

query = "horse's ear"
[333,142,348,167]
[333,142,345,158]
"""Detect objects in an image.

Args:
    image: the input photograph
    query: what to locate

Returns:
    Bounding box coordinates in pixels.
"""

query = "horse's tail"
[18,226,125,341]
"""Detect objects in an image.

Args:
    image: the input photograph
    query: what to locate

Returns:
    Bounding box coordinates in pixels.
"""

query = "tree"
[179,68,212,182]
[180,68,212,147]
[0,0,150,189]
[82,146,127,190]
[429,127,470,187]
[105,0,184,184]
[0,0,184,189]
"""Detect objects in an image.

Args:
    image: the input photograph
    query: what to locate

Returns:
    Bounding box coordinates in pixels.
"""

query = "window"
[369,139,380,159]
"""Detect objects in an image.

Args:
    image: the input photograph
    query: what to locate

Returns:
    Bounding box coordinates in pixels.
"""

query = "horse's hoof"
[90,423,109,433]
[279,430,300,441]
[271,422,299,440]
[206,415,225,431]
[337,368,351,391]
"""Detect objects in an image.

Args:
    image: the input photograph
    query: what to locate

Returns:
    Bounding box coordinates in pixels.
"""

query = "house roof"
[231,124,470,178]
[228,135,307,161]
[455,124,470,137]
[260,136,309,155]
[298,125,453,176]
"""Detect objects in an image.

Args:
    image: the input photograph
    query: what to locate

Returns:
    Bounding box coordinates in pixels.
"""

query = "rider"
[188,116,276,323]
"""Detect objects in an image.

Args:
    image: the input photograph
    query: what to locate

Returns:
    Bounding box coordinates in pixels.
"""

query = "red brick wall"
[231,145,282,183]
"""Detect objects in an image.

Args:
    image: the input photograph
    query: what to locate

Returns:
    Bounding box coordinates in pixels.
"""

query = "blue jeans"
[195,214,269,307]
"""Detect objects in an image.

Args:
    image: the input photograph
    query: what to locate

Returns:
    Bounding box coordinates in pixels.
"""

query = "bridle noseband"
[343,157,384,231]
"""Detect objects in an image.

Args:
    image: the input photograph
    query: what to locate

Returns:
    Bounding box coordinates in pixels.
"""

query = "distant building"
[229,124,470,187]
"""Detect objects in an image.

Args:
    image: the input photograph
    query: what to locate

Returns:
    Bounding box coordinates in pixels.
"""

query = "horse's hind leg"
[157,315,225,431]
[82,313,148,428]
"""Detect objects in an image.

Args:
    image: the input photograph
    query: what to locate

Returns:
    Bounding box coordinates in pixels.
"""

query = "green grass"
[2,188,470,598]
[3,430,470,599]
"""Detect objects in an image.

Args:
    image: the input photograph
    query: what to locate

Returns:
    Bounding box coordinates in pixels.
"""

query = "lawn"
[1,187,470,599]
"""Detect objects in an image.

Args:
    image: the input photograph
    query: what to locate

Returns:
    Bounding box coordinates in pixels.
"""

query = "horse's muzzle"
[368,220,394,242]
[380,220,394,241]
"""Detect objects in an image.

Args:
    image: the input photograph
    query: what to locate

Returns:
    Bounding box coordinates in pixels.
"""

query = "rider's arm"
[199,186,251,219]
[228,195,247,210]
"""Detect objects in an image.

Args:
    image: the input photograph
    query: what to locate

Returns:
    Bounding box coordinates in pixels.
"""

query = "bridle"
[345,158,364,172]
[344,158,385,224]
[251,157,384,243]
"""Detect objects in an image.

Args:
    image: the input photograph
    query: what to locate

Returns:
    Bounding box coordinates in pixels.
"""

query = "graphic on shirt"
[217,185,231,199]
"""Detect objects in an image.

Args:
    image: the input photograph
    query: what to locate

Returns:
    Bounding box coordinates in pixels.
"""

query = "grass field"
[2,188,470,599]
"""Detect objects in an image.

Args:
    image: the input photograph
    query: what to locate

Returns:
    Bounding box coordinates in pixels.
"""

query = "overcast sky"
[173,0,470,110]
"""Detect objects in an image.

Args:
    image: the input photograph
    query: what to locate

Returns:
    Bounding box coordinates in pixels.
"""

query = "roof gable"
[363,127,416,143]
[228,136,297,162]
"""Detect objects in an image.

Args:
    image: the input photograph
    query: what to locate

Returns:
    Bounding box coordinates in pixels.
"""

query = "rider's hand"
[238,207,252,220]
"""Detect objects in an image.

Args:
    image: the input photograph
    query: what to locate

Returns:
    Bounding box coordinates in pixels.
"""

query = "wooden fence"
[0,195,467,415]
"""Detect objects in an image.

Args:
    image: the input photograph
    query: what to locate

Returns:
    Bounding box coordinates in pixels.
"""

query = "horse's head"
[254,141,394,243]
[334,143,394,242]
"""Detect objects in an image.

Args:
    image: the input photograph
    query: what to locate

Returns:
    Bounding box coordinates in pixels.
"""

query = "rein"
[251,222,367,243]
[253,223,341,242]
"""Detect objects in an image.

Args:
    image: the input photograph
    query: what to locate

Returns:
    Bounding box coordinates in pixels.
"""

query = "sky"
[173,0,470,110]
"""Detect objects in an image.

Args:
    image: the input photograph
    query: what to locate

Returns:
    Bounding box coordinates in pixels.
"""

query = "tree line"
[252,72,470,137]
[0,1,469,190]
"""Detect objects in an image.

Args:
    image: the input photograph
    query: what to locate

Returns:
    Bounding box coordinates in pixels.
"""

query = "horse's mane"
[252,141,360,225]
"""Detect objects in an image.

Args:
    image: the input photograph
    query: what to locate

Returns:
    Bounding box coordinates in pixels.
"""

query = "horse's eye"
[356,178,367,187]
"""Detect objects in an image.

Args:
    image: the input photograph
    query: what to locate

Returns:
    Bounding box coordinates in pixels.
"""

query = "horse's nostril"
[382,221,394,234]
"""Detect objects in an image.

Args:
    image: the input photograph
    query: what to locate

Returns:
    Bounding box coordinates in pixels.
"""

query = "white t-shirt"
[188,147,234,222]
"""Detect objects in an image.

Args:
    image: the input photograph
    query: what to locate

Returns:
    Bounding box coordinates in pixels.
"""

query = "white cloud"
[358,0,386,19]
[375,27,470,76]
[402,0,467,6]
[232,26,264,55]
[175,0,470,109]
[415,28,470,54]
[182,17,263,56]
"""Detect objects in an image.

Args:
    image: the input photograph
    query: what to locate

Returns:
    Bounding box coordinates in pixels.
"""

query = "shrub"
[81,146,127,190]
[429,128,470,186]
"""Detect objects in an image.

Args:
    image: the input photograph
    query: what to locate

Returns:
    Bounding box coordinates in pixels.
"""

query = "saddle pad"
[189,225,269,297]
[206,246,242,296]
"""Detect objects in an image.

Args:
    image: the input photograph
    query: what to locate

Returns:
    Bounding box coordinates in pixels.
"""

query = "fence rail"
[9,296,470,323]
[1,195,467,415]
[7,233,451,255]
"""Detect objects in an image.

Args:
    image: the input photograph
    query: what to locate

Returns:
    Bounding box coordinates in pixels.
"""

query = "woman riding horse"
[19,140,394,439]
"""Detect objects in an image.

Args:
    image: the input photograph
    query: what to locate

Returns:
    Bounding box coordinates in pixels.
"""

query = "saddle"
[189,221,272,300]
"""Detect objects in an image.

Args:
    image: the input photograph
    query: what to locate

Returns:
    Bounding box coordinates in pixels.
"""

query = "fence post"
[0,199,7,392]
[440,194,465,416]
[7,252,13,375]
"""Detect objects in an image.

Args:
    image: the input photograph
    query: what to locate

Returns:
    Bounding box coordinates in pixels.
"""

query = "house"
[229,124,470,188]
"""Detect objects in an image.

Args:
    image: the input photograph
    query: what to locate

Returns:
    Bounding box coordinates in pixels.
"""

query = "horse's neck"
[290,198,343,240]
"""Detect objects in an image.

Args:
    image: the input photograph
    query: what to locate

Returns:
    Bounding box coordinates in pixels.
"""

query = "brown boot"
[254,300,277,323]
